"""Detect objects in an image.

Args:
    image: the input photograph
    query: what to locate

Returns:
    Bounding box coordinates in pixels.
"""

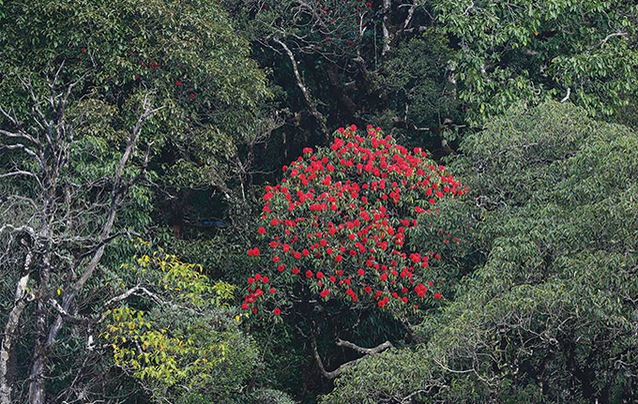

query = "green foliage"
[373,32,463,141]
[0,2,271,399]
[434,0,638,124]
[102,245,260,403]
[247,388,297,404]
[323,102,638,402]
[0,0,271,206]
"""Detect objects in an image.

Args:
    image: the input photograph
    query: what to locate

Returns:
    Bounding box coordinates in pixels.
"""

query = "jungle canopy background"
[0,0,637,402]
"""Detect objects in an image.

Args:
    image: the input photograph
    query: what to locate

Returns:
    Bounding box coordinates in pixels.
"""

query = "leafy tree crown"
[242,125,467,315]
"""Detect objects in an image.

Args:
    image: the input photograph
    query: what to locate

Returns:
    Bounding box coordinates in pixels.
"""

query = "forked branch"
[311,335,393,379]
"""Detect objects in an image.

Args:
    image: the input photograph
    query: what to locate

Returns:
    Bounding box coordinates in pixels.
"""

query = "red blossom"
[242,125,465,314]
[247,247,260,257]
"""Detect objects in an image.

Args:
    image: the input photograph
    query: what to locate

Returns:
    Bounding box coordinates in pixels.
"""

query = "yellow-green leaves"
[102,246,260,402]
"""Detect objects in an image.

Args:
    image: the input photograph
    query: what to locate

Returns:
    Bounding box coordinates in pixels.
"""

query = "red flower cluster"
[243,125,466,315]
[247,247,260,257]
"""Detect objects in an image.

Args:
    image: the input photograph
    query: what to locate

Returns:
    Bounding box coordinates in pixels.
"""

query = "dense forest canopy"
[0,0,637,403]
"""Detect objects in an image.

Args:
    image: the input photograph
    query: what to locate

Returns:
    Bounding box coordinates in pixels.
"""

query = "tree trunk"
[24,96,154,403]
[0,269,33,404]
[28,257,51,404]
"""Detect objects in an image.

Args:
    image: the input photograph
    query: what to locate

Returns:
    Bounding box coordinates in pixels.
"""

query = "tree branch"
[101,285,163,310]
[587,32,628,50]
[0,143,44,168]
[46,95,159,348]
[311,335,393,379]
[48,298,90,324]
[0,255,35,404]
[336,338,393,355]
[273,38,328,135]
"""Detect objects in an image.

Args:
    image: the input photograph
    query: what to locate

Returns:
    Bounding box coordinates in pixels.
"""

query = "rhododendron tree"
[243,125,466,319]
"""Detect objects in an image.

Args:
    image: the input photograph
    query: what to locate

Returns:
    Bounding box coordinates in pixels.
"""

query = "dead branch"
[0,258,35,404]
[46,96,160,349]
[273,38,328,135]
[311,335,393,379]
[336,338,393,355]
[587,32,628,50]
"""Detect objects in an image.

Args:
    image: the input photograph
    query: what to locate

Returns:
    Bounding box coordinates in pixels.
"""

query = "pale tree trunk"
[311,334,392,379]
[23,94,156,404]
[28,266,52,404]
[0,255,33,404]
[273,38,329,136]
[381,0,392,56]
[0,72,156,402]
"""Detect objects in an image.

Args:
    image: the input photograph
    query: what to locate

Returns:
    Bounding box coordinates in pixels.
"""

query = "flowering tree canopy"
[243,125,467,316]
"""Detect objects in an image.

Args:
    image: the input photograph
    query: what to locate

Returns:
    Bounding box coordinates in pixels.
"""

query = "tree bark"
[311,335,392,379]
[273,38,329,136]
[381,0,392,56]
[23,93,156,404]
[0,265,33,404]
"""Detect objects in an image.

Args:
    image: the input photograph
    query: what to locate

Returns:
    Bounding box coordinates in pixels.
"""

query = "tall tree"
[240,124,468,397]
[323,102,638,403]
[0,0,269,401]
[221,0,456,149]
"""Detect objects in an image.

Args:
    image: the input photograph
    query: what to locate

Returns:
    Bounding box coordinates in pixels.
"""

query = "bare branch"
[587,32,628,50]
[463,1,475,15]
[401,2,417,30]
[336,338,393,355]
[273,38,328,135]
[102,285,153,309]
[0,143,43,167]
[46,95,159,349]
[17,78,48,131]
[48,298,90,324]
[0,260,35,404]
[99,284,203,323]
[70,232,131,274]
[0,170,40,182]
[311,335,393,379]
[0,114,40,146]
[0,224,36,238]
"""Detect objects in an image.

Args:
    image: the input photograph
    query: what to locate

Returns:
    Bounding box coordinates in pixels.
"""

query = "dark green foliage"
[369,31,464,149]
[0,0,273,231]
[323,102,638,403]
